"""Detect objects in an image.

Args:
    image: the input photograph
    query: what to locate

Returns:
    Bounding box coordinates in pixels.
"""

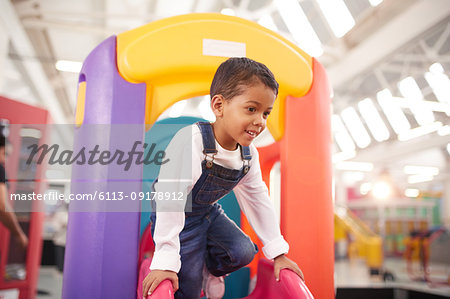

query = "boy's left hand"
[273,254,304,282]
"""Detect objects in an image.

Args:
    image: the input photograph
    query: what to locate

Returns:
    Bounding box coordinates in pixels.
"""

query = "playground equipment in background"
[137,257,314,299]
[0,97,49,299]
[334,206,394,281]
[404,227,450,286]
[63,13,332,298]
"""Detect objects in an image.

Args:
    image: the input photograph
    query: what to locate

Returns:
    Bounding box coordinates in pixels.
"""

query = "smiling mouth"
[245,130,258,138]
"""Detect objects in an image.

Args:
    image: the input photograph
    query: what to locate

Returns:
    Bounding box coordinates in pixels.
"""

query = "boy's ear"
[210,95,224,117]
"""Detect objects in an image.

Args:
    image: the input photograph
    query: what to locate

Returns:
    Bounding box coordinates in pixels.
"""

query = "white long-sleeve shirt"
[150,124,289,272]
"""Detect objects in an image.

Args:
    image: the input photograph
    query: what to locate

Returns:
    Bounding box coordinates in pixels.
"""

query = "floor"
[36,267,63,299]
[34,258,450,298]
[335,257,450,297]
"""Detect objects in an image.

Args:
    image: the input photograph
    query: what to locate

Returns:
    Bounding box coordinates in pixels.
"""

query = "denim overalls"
[151,122,258,299]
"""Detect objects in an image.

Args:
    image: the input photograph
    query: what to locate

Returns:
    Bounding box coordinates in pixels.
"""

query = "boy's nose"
[253,115,265,127]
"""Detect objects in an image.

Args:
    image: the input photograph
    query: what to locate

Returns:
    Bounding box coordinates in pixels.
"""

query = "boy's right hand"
[143,269,178,298]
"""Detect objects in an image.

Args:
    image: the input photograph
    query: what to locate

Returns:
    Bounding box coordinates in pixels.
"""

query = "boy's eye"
[263,112,271,118]
[248,107,256,112]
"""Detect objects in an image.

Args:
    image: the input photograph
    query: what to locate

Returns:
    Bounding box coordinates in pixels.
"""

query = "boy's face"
[215,82,276,150]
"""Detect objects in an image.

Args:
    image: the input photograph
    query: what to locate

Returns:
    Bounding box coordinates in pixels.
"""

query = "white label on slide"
[202,39,246,57]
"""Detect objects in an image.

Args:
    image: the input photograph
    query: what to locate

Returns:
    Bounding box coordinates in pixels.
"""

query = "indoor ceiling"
[0,0,449,195]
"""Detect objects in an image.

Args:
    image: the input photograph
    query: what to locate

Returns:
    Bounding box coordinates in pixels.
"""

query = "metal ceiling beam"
[328,0,450,89]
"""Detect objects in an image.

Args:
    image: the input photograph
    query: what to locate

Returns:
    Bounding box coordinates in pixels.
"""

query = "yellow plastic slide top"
[117,13,313,140]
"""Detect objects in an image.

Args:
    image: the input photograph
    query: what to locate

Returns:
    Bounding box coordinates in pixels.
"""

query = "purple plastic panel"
[62,36,147,298]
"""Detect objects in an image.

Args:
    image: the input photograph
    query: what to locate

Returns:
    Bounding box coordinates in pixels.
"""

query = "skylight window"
[332,114,356,152]
[368,0,383,7]
[315,0,355,38]
[341,107,371,148]
[55,60,82,73]
[424,63,450,115]
[358,98,390,142]
[258,15,278,31]
[275,0,323,57]
[398,76,435,125]
[377,89,411,134]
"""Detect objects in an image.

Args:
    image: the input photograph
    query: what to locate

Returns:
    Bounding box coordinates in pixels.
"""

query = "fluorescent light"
[408,174,433,184]
[372,181,391,200]
[391,97,450,114]
[332,151,356,163]
[403,165,439,176]
[424,63,450,111]
[258,15,278,32]
[360,182,372,195]
[398,121,442,141]
[332,114,356,152]
[315,0,355,38]
[405,188,419,198]
[275,0,324,57]
[447,143,450,155]
[341,107,371,148]
[55,60,82,73]
[358,98,390,142]
[437,125,450,136]
[169,100,187,118]
[221,8,235,16]
[335,161,374,172]
[368,0,383,6]
[377,89,411,134]
[398,76,435,125]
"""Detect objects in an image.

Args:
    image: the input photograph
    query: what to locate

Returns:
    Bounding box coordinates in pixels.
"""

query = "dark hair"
[210,57,279,100]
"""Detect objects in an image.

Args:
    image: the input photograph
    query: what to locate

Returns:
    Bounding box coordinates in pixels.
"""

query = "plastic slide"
[137,258,314,299]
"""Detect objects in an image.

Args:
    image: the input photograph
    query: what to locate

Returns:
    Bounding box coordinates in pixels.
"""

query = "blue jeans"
[151,204,257,299]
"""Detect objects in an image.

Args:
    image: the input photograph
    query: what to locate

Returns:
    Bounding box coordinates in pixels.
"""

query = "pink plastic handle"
[246,259,314,299]
[137,258,174,299]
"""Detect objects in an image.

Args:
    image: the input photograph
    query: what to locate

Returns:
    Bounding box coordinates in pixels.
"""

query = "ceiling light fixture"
[377,89,411,134]
[341,107,371,148]
[332,114,356,152]
[358,98,390,142]
[220,8,236,16]
[275,0,324,57]
[55,60,82,73]
[398,76,435,125]
[258,15,278,31]
[315,0,355,38]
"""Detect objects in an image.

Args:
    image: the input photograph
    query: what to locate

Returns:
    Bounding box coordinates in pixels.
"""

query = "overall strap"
[196,122,216,168]
[196,122,217,155]
[240,145,252,174]
[240,145,252,161]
